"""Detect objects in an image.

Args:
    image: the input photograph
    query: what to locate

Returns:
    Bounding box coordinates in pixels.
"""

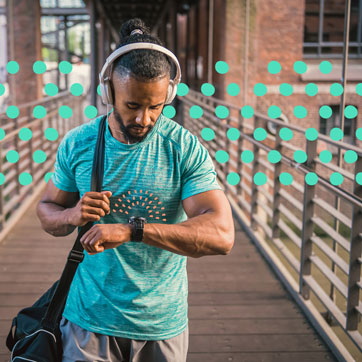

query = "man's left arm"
[142,189,235,257]
[80,189,235,257]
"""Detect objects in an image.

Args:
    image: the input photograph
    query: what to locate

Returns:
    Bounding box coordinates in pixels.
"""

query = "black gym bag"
[6,115,106,361]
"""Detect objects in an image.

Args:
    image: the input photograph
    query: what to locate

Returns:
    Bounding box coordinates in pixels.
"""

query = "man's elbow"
[220,231,235,255]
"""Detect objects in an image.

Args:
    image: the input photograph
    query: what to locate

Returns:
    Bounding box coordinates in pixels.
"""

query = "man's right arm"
[36,179,112,236]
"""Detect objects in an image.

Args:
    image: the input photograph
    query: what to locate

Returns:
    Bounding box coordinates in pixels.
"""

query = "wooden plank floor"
[0,199,336,361]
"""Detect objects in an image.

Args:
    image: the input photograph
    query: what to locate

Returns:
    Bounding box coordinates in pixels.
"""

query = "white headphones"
[99,42,182,106]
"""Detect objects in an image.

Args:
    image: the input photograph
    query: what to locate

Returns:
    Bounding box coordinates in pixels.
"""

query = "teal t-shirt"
[51,113,222,340]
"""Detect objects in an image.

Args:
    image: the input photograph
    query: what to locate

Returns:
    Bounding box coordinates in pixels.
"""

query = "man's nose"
[135,109,151,127]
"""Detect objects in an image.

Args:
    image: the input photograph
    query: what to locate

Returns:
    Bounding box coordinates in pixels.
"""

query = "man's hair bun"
[119,18,150,41]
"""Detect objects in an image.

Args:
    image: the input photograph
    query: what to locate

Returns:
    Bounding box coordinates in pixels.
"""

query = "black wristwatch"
[128,216,147,242]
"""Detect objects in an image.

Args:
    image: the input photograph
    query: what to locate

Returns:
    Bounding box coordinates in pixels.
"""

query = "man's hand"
[66,191,112,226]
[80,223,132,254]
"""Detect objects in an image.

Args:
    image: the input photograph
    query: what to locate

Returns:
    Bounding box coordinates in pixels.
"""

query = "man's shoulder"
[157,115,196,148]
[61,115,103,148]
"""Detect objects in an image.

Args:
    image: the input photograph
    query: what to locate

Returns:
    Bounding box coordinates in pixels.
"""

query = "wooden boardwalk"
[0,198,336,361]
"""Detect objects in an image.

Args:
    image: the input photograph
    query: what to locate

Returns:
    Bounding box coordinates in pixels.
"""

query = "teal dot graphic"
[254,83,267,96]
[305,172,318,186]
[227,172,240,186]
[305,128,318,141]
[6,150,19,163]
[97,84,101,96]
[33,150,47,163]
[227,128,240,141]
[279,127,293,141]
[241,150,254,163]
[19,172,32,186]
[177,83,189,96]
[305,83,318,96]
[33,105,47,119]
[227,83,240,96]
[344,105,357,119]
[70,83,83,96]
[45,172,53,183]
[59,61,72,74]
[294,150,307,163]
[279,172,293,186]
[330,83,343,96]
[294,105,307,119]
[215,61,229,74]
[215,105,229,119]
[201,128,215,141]
[45,127,58,141]
[268,150,281,164]
[344,150,357,163]
[319,105,332,119]
[0,128,5,140]
[254,128,267,141]
[19,128,32,141]
[330,127,343,141]
[268,61,281,74]
[215,150,229,163]
[279,83,293,96]
[294,61,307,74]
[44,83,58,96]
[254,172,267,186]
[7,61,19,74]
[59,105,73,119]
[320,61,332,74]
[330,172,343,186]
[201,83,215,96]
[356,172,362,185]
[6,105,19,119]
[241,105,254,118]
[33,61,46,74]
[163,105,176,118]
[268,105,281,119]
[0,173,5,185]
[319,150,332,163]
[356,83,362,96]
[0,83,5,96]
[356,128,362,140]
[189,105,203,119]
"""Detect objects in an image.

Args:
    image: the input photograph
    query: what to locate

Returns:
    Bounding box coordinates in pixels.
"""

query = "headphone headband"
[99,42,181,89]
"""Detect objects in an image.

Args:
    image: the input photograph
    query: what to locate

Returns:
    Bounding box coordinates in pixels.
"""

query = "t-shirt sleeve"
[181,132,222,200]
[51,135,78,192]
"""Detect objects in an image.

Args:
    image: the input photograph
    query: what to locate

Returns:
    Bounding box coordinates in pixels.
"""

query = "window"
[304,0,362,58]
[319,105,357,152]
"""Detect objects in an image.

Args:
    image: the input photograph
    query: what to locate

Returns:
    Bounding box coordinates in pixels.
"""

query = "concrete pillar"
[7,0,42,106]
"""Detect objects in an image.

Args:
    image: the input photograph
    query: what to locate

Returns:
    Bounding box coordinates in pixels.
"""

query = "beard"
[113,108,153,144]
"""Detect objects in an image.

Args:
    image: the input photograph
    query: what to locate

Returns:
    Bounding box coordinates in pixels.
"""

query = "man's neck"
[108,112,130,144]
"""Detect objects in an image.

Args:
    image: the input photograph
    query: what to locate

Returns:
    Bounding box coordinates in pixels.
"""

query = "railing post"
[0,143,3,231]
[346,155,362,330]
[271,125,282,239]
[250,116,261,231]
[224,116,230,194]
[299,138,317,299]
[237,112,244,197]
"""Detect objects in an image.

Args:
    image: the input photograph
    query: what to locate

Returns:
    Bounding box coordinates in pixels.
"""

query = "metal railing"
[0,91,85,239]
[178,89,362,359]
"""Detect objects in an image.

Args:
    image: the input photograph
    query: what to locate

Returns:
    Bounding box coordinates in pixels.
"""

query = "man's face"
[111,74,170,143]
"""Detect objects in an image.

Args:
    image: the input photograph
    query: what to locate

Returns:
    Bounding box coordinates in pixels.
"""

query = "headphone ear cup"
[104,79,113,105]
[165,80,177,105]
[100,83,108,105]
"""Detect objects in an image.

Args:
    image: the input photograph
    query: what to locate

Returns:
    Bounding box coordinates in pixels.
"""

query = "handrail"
[0,92,86,242]
[178,90,362,357]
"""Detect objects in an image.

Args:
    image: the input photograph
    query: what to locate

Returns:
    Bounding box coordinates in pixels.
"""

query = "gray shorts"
[59,316,189,362]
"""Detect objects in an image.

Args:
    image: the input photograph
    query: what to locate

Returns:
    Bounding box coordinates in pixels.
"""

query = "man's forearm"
[142,211,234,258]
[36,202,76,237]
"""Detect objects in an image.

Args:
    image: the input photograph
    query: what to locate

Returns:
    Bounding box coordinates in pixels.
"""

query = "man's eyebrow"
[126,101,164,107]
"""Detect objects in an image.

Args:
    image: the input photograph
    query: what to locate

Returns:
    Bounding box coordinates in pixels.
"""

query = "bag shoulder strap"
[41,115,107,331]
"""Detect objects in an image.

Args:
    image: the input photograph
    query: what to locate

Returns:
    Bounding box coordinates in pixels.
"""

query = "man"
[37,19,234,362]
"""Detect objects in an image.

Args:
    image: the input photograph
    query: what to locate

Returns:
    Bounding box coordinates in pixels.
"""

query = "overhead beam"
[94,1,120,44]
[152,0,173,34]
[41,7,88,16]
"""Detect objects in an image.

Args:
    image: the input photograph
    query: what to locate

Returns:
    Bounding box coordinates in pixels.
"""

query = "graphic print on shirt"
[108,189,167,222]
